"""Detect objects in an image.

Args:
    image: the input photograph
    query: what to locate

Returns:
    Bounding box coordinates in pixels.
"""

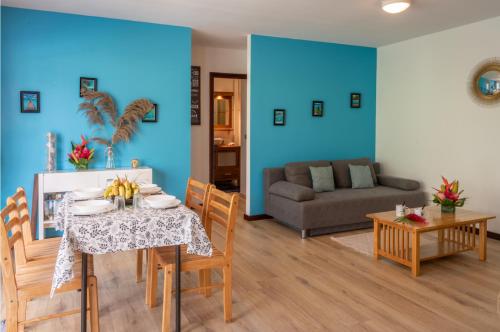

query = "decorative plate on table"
[140,183,162,195]
[71,199,114,216]
[144,195,180,209]
[73,187,104,200]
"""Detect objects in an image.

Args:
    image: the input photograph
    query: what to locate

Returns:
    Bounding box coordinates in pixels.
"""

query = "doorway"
[209,73,247,194]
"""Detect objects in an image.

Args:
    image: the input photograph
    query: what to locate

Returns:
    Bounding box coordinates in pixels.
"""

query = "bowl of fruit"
[104,177,140,204]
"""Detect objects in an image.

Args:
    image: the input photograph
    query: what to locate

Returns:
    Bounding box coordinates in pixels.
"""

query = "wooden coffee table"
[366,207,495,276]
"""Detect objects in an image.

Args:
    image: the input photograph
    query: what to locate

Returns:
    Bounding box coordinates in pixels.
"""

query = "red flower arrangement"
[432,176,466,213]
[68,135,95,170]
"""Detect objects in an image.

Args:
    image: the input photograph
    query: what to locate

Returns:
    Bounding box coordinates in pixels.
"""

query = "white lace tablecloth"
[51,193,212,296]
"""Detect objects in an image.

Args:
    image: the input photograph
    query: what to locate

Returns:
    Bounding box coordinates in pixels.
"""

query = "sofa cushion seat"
[298,186,426,229]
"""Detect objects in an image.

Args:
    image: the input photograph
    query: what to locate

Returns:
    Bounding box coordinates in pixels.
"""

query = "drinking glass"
[133,192,143,211]
[114,195,125,211]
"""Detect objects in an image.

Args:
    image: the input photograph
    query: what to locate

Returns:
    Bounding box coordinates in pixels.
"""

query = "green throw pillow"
[309,166,335,192]
[349,164,375,189]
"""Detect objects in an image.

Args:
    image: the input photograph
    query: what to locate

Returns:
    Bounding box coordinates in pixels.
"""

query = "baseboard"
[243,214,271,221]
[487,231,500,240]
[471,228,500,240]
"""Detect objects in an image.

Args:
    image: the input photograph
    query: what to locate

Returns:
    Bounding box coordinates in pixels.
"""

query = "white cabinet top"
[38,166,151,175]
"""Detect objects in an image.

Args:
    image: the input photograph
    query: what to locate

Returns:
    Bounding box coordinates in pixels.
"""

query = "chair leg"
[223,264,232,322]
[136,249,144,283]
[5,299,18,332]
[205,269,212,297]
[198,269,207,296]
[16,298,26,332]
[161,265,173,332]
[88,276,100,332]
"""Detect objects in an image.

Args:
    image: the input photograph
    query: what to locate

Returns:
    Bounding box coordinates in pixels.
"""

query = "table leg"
[479,221,487,261]
[176,245,181,332]
[81,253,88,332]
[411,231,420,277]
[373,221,380,259]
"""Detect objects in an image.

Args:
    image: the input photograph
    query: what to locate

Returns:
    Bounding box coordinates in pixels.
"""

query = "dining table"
[51,193,213,332]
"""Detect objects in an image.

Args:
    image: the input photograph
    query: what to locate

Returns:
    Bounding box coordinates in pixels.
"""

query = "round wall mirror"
[471,59,500,104]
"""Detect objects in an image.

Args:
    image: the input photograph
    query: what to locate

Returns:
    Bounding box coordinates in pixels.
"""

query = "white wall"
[191,45,247,185]
[377,16,500,233]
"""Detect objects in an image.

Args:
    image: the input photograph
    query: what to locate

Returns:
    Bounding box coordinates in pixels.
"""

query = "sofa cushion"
[298,187,426,229]
[349,164,375,189]
[309,166,335,192]
[377,175,420,191]
[268,181,315,202]
[331,158,377,188]
[284,160,330,188]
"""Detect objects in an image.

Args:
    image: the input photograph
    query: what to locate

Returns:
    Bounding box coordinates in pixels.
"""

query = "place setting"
[69,179,181,217]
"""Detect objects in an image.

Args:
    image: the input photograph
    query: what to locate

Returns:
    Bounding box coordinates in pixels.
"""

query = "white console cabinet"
[36,167,152,239]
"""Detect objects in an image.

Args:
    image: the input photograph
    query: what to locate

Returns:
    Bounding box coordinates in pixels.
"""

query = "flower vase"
[75,164,89,171]
[441,205,456,214]
[105,145,115,169]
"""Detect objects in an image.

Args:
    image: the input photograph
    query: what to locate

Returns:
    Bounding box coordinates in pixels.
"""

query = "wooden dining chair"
[136,177,211,283]
[144,178,212,304]
[149,187,239,331]
[1,198,100,332]
[11,187,61,261]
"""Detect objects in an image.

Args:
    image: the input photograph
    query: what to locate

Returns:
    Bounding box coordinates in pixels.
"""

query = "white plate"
[73,187,104,200]
[72,200,114,216]
[140,184,162,195]
[144,195,180,209]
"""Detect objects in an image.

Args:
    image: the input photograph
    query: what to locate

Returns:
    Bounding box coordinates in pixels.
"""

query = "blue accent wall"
[1,8,191,206]
[249,35,377,215]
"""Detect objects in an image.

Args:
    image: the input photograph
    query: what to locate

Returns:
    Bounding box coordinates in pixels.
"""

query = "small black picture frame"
[20,91,40,113]
[351,93,361,108]
[274,109,286,126]
[142,103,158,123]
[312,100,324,117]
[80,77,98,97]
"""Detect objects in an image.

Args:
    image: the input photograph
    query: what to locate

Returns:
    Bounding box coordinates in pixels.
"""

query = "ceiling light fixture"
[382,0,411,14]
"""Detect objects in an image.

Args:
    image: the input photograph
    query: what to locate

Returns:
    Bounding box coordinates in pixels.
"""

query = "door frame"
[209,72,247,184]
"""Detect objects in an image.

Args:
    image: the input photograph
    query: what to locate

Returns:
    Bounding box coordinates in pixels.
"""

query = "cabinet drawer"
[215,168,239,180]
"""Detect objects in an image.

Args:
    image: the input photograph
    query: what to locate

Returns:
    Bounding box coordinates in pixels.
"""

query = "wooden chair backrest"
[1,200,26,303]
[204,187,239,258]
[184,178,211,224]
[11,187,33,246]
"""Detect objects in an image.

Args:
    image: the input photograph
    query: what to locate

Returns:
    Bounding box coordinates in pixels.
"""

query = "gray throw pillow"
[349,164,375,188]
[309,166,335,192]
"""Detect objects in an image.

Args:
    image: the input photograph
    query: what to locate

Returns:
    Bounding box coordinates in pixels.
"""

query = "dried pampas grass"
[112,99,153,144]
[78,91,154,145]
[80,91,118,125]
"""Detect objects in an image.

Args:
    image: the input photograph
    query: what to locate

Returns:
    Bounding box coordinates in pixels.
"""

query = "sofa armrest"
[269,181,315,202]
[377,175,420,191]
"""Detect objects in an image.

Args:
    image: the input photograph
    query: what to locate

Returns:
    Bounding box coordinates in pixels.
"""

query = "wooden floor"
[21,207,500,331]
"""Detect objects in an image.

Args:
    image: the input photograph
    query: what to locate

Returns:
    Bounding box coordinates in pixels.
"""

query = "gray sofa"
[264,158,426,238]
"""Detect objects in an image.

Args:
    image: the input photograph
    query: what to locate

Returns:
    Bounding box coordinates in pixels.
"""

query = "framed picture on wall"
[351,93,361,108]
[142,103,158,123]
[20,91,40,113]
[191,66,201,125]
[312,100,324,117]
[274,109,286,126]
[80,77,98,97]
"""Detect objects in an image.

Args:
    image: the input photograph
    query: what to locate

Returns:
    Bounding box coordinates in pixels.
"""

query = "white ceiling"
[4,0,500,49]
